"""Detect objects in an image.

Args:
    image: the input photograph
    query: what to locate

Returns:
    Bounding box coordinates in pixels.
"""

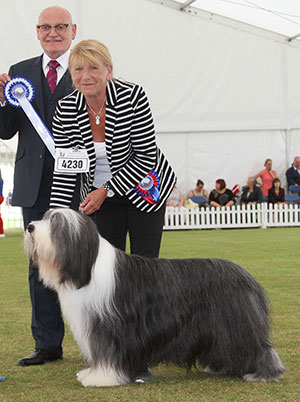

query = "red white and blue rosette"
[134,170,160,204]
[4,77,55,158]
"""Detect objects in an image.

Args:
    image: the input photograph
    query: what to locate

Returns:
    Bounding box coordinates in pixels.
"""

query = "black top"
[209,189,236,206]
[268,187,285,204]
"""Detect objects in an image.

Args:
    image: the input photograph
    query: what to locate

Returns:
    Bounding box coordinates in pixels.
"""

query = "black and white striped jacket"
[50,79,176,212]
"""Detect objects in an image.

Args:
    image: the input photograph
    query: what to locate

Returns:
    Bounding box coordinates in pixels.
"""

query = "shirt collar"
[42,49,71,72]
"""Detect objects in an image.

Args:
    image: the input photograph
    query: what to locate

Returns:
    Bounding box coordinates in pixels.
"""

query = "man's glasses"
[36,24,71,34]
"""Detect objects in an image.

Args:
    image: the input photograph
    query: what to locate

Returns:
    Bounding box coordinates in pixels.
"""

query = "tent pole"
[287,33,300,42]
[180,0,197,10]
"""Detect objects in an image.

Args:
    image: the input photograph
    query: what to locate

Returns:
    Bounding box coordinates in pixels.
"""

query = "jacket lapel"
[74,91,96,182]
[56,69,74,96]
[27,55,46,120]
[105,80,117,164]
[74,91,93,148]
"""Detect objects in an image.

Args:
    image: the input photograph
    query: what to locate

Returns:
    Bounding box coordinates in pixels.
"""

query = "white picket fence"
[164,203,300,230]
[2,205,23,230]
[3,203,300,231]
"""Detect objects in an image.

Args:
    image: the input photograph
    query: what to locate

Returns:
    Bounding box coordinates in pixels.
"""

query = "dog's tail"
[243,347,285,382]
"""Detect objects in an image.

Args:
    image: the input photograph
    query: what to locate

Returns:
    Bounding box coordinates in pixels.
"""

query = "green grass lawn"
[0,227,299,401]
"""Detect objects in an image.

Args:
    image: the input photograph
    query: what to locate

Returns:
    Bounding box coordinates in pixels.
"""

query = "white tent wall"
[156,129,287,189]
[1,0,300,197]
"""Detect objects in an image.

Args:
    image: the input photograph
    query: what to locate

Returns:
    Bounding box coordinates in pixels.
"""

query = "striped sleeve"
[109,85,157,195]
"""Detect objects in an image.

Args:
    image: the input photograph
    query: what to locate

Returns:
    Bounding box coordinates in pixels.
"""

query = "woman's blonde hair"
[69,39,113,74]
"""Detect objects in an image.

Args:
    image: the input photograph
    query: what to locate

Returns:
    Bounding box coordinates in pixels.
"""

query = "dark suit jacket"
[0,55,73,207]
[286,165,300,186]
[241,185,263,204]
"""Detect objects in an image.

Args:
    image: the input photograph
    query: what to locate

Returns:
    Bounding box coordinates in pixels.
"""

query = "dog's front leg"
[77,364,129,387]
[77,367,91,382]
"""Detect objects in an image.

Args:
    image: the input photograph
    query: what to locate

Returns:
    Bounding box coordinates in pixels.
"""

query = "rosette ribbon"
[134,170,160,204]
[4,77,55,158]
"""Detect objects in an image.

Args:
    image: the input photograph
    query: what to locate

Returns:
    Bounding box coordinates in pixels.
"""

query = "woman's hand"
[79,187,107,215]
[224,200,235,208]
[210,201,221,208]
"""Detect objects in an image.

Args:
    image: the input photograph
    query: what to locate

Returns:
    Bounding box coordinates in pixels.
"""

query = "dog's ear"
[49,210,99,288]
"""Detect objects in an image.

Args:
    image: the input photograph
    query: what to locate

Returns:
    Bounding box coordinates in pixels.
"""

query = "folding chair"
[285,193,300,203]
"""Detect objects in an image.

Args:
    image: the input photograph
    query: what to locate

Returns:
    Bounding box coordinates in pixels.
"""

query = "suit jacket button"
[40,154,43,159]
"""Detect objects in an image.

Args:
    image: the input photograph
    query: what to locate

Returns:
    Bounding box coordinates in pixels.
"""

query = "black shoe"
[17,349,63,366]
[134,368,153,383]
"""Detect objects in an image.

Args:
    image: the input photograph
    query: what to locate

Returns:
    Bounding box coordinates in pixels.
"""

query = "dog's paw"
[77,368,91,382]
[204,366,225,375]
[204,366,215,374]
[79,371,119,387]
[243,373,267,382]
[77,366,129,387]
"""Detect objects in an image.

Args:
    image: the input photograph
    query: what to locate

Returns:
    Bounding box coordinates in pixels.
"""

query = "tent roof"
[151,0,300,41]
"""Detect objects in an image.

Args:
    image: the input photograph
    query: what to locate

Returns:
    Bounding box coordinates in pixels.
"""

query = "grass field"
[0,227,299,401]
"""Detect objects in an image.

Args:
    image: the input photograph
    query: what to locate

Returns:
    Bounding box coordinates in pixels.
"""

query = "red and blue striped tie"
[46,60,60,92]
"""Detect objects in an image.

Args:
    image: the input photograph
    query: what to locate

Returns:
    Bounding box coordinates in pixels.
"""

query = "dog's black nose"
[27,224,35,233]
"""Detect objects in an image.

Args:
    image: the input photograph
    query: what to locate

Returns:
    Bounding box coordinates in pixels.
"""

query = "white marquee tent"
[1,0,300,197]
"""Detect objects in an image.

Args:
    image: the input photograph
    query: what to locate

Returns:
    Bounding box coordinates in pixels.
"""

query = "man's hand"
[0,74,11,100]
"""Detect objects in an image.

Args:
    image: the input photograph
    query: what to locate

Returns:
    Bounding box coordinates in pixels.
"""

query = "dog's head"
[24,208,99,290]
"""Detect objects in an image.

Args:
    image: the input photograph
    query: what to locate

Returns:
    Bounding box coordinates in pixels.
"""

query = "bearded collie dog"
[24,208,285,387]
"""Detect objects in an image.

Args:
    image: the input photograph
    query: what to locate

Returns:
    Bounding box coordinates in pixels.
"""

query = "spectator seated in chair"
[268,178,285,205]
[187,179,209,203]
[240,177,263,206]
[209,179,236,209]
[166,185,185,208]
[286,156,300,189]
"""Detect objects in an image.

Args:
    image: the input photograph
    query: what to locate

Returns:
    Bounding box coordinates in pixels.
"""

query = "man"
[0,6,77,366]
[286,156,300,188]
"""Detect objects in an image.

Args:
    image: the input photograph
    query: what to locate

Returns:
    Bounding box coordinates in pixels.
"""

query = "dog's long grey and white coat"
[24,208,285,387]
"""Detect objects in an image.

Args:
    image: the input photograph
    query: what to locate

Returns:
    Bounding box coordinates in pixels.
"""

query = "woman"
[50,39,176,260]
[208,179,235,208]
[255,158,278,197]
[187,179,208,202]
[240,177,263,206]
[50,39,176,383]
[268,178,285,205]
[166,185,185,207]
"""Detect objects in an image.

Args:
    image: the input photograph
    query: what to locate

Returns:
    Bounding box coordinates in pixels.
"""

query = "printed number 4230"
[61,159,83,169]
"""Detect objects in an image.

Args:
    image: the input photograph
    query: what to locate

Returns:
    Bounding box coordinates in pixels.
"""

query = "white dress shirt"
[42,50,71,85]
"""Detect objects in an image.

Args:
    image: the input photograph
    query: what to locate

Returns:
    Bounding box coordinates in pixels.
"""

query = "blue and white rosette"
[4,77,55,158]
